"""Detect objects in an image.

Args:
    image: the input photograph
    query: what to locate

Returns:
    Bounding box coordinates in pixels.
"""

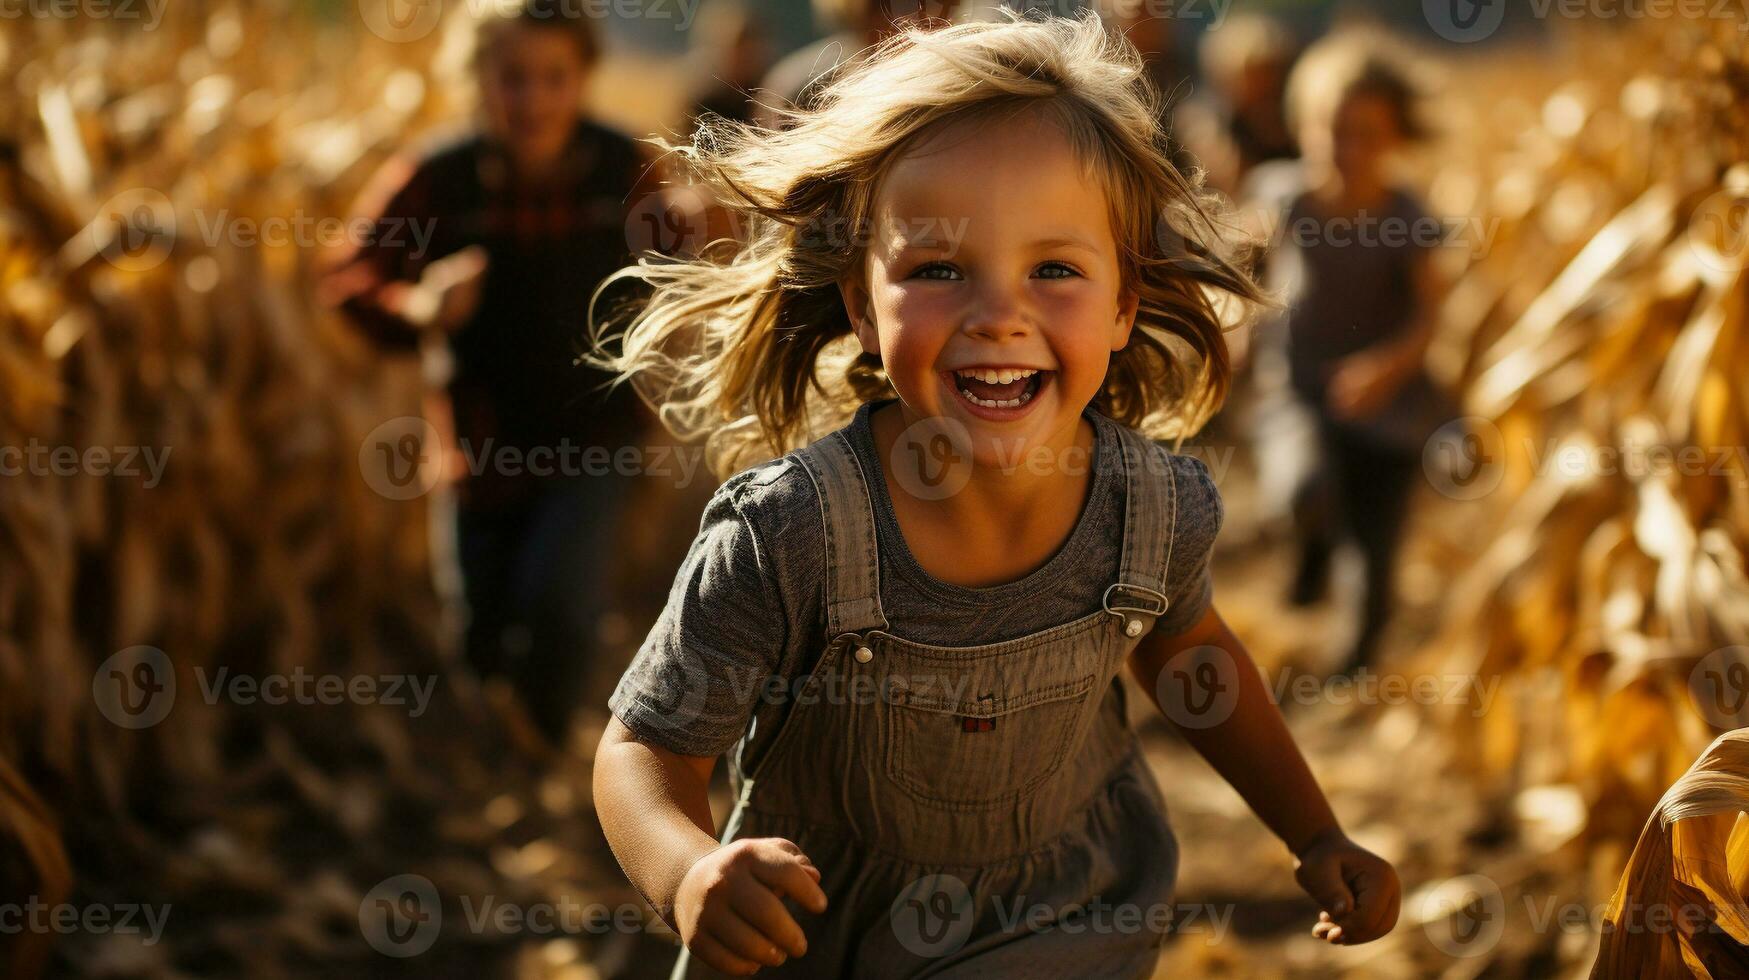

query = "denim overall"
[674,415,1182,978]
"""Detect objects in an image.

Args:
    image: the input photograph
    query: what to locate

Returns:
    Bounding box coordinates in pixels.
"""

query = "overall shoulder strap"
[1106,420,1178,628]
[792,429,890,638]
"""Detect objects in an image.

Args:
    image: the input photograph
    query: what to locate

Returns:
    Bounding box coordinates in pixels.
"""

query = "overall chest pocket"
[883,673,1097,811]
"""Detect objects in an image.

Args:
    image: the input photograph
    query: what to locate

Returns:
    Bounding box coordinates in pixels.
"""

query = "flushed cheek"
[1040,303,1120,380]
[874,290,954,394]
[881,341,948,406]
[880,286,954,333]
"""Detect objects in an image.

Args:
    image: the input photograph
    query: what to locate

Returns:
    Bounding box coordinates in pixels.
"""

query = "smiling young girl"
[591,13,1400,977]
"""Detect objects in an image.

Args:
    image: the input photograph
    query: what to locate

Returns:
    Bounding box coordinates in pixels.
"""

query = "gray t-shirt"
[608,399,1224,771]
[1261,171,1456,450]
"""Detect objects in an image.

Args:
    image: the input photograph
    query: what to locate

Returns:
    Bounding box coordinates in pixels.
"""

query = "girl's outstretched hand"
[1293,829,1401,945]
[674,837,828,975]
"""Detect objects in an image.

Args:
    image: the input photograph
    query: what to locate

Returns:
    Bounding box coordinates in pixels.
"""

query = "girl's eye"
[912,263,961,280]
[907,261,1080,280]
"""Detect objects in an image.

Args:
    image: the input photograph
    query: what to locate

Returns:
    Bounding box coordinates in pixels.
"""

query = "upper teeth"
[956,368,1039,384]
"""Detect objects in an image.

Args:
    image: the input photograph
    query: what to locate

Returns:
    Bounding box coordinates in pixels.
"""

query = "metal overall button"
[836,632,874,663]
[1104,582,1169,638]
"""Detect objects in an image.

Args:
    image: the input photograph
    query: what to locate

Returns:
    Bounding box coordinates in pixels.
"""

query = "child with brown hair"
[323,0,659,740]
[592,12,1401,976]
[1262,33,1456,674]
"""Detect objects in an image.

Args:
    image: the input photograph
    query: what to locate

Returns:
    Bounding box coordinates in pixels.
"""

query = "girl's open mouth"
[943,367,1051,419]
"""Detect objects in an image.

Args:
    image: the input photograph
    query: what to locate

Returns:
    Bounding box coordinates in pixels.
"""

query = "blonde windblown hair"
[588,9,1269,478]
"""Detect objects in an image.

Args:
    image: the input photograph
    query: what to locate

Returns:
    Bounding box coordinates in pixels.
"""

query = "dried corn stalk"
[1417,12,1749,941]
[1594,728,1749,977]
[1,4,669,977]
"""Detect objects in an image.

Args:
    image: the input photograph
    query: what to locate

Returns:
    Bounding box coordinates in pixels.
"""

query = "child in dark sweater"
[323,0,659,739]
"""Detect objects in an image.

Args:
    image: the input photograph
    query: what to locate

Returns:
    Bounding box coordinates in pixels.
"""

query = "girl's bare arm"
[594,719,827,972]
[1127,604,1339,853]
[593,718,722,923]
[1127,603,1402,943]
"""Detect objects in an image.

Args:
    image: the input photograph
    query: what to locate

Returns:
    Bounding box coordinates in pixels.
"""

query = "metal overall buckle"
[1103,583,1169,638]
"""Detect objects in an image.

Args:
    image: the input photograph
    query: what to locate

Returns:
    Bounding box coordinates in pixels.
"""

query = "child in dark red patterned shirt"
[322,0,662,740]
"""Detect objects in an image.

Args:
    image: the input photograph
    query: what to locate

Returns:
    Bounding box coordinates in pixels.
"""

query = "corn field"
[1,7,669,978]
[1420,17,1749,971]
[2,4,1749,979]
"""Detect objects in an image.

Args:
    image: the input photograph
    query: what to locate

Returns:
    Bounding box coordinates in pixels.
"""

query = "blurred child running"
[1254,34,1457,675]
[323,0,661,741]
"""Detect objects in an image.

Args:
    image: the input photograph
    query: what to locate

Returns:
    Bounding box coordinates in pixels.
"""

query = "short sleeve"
[1150,452,1225,638]
[608,480,788,758]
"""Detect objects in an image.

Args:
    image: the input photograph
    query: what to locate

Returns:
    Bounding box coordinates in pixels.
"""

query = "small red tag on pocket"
[959,694,998,732]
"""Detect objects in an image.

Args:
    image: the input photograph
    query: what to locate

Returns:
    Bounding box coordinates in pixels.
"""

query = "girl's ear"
[839,271,879,355]
[1113,286,1140,351]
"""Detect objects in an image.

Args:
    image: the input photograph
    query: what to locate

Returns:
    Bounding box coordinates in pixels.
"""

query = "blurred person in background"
[753,0,965,128]
[321,0,662,743]
[1181,12,1300,198]
[1180,16,1301,484]
[1095,0,1196,174]
[1250,34,1455,675]
[688,0,773,127]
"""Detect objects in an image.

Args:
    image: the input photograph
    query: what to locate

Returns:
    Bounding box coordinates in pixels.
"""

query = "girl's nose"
[961,284,1034,342]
